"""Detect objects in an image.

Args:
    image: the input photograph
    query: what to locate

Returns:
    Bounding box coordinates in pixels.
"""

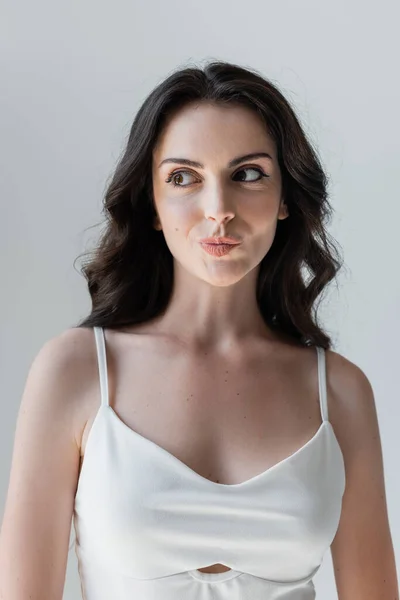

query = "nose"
[203,183,235,226]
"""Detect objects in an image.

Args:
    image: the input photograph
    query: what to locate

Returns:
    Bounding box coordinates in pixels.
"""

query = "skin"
[0,102,398,597]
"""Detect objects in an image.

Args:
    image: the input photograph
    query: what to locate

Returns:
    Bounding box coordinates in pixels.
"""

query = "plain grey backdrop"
[1,0,399,598]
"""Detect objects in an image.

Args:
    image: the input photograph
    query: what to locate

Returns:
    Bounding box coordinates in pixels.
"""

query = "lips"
[199,242,238,257]
[199,236,241,245]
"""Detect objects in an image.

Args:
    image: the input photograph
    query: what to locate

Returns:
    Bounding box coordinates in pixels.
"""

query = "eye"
[165,166,269,188]
[165,170,197,188]
[233,167,269,183]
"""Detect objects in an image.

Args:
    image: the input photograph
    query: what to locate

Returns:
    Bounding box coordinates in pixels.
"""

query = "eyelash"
[165,166,270,188]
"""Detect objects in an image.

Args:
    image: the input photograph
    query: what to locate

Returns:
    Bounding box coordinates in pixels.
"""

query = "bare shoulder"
[26,326,98,447]
[35,325,96,375]
[324,347,380,470]
[325,347,372,392]
[46,325,97,366]
[22,326,95,400]
[324,348,377,451]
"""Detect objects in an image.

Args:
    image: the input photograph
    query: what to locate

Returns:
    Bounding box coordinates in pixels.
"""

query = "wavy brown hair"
[73,60,344,349]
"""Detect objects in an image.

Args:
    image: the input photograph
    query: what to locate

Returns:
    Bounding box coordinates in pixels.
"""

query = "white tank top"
[72,326,346,599]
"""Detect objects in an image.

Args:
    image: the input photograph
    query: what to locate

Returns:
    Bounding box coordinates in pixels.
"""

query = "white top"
[72,326,346,599]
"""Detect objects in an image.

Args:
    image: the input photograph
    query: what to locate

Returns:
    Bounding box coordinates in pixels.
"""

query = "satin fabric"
[72,326,346,599]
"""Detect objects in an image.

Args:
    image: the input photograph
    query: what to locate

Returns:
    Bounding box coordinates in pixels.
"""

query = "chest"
[80,336,321,486]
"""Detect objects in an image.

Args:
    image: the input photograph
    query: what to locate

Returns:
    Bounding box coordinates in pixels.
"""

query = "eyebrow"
[158,152,274,170]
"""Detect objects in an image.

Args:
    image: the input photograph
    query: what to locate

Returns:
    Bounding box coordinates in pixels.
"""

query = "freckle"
[225,379,227,382]
[237,393,240,395]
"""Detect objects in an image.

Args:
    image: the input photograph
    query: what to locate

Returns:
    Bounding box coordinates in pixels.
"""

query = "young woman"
[0,60,398,600]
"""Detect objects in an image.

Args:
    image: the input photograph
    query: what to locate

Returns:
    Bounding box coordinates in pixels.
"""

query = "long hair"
[73,60,344,349]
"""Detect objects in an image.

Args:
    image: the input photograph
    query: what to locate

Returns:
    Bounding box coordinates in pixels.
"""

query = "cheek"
[241,200,280,254]
[156,202,199,259]
[241,196,280,229]
[158,198,199,233]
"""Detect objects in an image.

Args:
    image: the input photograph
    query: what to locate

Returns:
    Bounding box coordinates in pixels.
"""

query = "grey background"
[1,0,399,598]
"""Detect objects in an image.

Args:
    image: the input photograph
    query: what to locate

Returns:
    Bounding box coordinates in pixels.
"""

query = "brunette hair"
[73,60,344,349]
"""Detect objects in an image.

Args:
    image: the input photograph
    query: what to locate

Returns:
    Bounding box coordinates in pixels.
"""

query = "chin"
[201,268,252,287]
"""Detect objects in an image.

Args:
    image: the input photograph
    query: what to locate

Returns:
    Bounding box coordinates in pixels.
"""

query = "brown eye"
[165,170,197,188]
[233,167,269,182]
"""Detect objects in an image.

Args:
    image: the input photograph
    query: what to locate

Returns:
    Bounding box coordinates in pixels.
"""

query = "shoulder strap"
[93,326,109,407]
[316,346,328,422]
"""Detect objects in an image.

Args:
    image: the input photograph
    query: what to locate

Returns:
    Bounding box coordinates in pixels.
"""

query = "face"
[151,102,288,287]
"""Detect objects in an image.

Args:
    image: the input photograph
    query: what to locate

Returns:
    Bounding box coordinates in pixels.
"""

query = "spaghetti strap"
[93,326,109,407]
[316,346,328,422]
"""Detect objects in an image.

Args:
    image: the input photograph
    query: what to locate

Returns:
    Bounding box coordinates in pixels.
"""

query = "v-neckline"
[105,405,331,489]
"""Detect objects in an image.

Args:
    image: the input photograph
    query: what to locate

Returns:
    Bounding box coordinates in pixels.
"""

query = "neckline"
[105,405,331,489]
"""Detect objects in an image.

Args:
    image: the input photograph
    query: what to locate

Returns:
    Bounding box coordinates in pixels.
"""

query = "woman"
[0,60,398,599]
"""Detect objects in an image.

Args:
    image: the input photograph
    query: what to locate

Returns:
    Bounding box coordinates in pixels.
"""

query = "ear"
[153,217,162,231]
[278,201,289,220]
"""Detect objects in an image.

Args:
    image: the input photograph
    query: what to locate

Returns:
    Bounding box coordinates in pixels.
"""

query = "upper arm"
[0,328,90,600]
[327,351,399,600]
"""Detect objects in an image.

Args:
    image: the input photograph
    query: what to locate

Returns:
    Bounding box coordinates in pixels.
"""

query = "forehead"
[153,102,276,165]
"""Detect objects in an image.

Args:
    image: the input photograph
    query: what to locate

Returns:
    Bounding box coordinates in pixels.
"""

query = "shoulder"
[26,326,99,446]
[325,348,374,418]
[41,325,97,363]
[32,326,98,398]
[324,348,379,466]
[31,325,96,363]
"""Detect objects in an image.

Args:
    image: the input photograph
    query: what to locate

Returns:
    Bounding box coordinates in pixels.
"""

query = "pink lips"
[200,243,238,257]
[198,236,241,257]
